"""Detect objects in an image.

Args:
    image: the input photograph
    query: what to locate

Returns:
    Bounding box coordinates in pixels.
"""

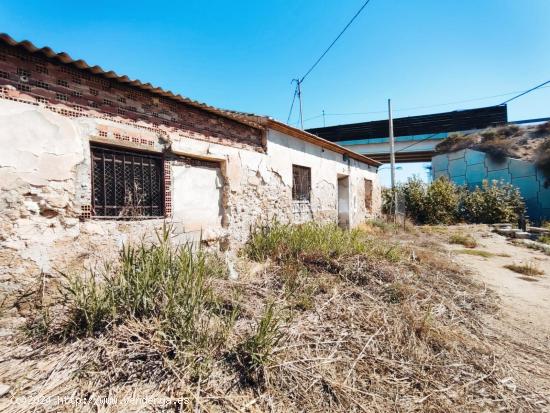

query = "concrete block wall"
[432,149,550,223]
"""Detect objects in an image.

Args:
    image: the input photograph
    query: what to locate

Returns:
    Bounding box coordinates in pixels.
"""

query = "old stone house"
[0,34,381,297]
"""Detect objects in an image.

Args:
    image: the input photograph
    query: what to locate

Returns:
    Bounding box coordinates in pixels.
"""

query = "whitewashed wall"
[0,98,380,327]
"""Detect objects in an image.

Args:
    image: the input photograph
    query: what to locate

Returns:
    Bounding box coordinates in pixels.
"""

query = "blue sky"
[1,0,548,185]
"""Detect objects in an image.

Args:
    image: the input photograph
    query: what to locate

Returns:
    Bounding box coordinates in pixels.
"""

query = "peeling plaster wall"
[171,163,224,232]
[0,98,380,328]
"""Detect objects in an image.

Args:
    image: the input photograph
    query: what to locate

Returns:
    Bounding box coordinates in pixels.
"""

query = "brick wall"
[0,44,264,151]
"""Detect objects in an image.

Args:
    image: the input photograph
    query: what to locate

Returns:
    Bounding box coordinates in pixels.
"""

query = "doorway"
[337,175,350,228]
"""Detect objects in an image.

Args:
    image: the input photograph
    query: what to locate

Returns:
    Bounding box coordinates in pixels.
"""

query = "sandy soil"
[443,225,550,401]
[445,225,550,340]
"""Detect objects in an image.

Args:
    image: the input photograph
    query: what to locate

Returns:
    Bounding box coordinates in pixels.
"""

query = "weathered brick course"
[0,44,264,152]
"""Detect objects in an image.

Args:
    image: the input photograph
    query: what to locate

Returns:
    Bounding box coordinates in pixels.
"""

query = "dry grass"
[436,123,550,167]
[0,223,548,412]
[504,262,544,277]
[434,132,479,154]
[455,249,494,258]
[449,233,478,248]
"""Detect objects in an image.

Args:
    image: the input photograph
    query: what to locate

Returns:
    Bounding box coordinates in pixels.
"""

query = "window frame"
[292,164,312,203]
[90,143,165,219]
[364,178,373,212]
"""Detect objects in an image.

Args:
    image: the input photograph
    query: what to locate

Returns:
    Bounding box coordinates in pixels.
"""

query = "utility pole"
[296,79,304,130]
[322,109,326,127]
[388,99,397,220]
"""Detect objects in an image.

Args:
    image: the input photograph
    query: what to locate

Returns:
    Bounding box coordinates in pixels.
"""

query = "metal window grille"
[91,144,164,218]
[292,165,311,202]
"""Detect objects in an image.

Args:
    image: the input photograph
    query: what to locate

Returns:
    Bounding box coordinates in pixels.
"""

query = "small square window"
[292,165,311,202]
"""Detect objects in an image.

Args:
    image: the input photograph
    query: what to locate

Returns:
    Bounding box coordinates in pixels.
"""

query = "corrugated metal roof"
[0,33,380,167]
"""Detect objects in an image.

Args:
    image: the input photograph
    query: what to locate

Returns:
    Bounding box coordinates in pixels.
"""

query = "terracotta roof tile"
[0,33,380,166]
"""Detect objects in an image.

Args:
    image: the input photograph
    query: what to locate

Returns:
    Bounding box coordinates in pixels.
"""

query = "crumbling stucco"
[0,97,381,329]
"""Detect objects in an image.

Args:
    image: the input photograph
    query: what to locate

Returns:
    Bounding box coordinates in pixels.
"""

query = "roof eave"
[265,119,381,167]
[0,33,263,130]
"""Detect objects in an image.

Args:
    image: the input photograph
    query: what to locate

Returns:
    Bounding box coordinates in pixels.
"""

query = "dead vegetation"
[435,122,550,165]
[0,222,549,412]
[449,233,478,248]
[504,262,545,277]
[455,249,494,258]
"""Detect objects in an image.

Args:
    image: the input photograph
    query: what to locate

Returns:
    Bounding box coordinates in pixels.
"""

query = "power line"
[300,0,373,83]
[287,0,374,126]
[395,132,442,153]
[287,87,298,124]
[394,80,550,154]
[302,85,550,124]
[500,79,550,105]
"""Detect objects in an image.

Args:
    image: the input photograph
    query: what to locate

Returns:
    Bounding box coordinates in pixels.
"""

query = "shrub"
[385,177,525,225]
[236,302,287,385]
[384,176,459,224]
[401,176,428,223]
[381,187,396,215]
[33,225,232,357]
[435,132,478,154]
[504,262,544,276]
[424,177,460,224]
[460,180,525,224]
[244,222,367,262]
[449,233,477,248]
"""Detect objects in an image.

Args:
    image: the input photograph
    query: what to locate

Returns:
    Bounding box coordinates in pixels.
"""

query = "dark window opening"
[365,178,373,212]
[91,144,164,218]
[292,165,311,202]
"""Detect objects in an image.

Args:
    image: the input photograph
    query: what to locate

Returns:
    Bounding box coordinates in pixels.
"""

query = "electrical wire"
[500,79,550,105]
[300,0,373,83]
[303,85,550,124]
[394,132,442,153]
[287,0,374,125]
[393,80,550,153]
[286,87,298,124]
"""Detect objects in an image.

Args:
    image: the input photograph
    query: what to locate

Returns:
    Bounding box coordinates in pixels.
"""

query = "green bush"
[244,222,367,262]
[401,176,428,223]
[424,177,460,224]
[384,177,525,225]
[238,302,286,370]
[459,180,524,224]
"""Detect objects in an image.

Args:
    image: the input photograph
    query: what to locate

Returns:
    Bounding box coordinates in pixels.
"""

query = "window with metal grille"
[91,144,164,218]
[292,165,311,202]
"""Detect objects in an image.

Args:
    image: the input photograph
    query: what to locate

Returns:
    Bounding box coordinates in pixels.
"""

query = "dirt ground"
[445,225,550,339]
[442,224,550,400]
[1,223,549,412]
